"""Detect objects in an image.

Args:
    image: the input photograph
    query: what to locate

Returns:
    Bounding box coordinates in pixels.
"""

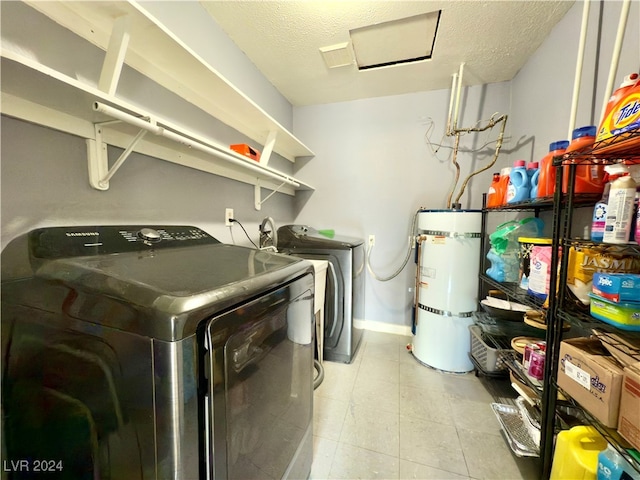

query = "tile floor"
[310,330,540,480]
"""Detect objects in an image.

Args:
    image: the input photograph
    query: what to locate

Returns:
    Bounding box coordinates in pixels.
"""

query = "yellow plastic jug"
[550,426,607,480]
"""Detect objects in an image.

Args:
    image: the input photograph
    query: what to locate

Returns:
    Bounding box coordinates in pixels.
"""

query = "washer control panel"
[29,225,219,259]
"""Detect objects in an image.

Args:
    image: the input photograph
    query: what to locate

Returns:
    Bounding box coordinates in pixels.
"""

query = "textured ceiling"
[201,1,575,106]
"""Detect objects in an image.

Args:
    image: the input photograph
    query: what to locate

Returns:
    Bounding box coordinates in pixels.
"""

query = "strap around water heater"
[421,230,481,239]
[418,303,475,318]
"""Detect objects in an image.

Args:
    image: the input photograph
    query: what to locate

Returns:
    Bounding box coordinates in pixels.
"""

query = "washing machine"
[1,225,314,479]
[277,225,364,364]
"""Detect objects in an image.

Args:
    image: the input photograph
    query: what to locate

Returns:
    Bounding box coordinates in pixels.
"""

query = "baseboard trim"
[354,319,412,337]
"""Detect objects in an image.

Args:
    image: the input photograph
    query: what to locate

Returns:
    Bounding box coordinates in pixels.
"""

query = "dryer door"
[203,274,314,480]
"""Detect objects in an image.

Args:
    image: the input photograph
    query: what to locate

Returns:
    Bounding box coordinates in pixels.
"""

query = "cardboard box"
[618,362,640,451]
[557,338,624,428]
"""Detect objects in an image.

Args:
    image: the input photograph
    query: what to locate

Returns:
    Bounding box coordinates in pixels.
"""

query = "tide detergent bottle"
[537,141,569,198]
[507,160,530,204]
[595,74,640,154]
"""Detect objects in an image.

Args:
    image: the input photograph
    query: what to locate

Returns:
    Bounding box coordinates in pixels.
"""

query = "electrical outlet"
[225,208,234,226]
[368,234,375,247]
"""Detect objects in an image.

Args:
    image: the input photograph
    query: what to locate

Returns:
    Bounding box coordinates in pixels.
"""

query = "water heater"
[412,210,481,372]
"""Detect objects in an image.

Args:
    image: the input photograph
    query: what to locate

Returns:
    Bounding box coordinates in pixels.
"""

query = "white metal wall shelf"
[1,1,315,209]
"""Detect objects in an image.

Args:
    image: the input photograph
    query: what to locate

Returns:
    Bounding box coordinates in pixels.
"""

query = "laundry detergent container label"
[592,273,640,303]
[595,84,640,153]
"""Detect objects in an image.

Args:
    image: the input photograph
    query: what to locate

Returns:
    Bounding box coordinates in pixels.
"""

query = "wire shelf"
[557,308,640,342]
[484,199,554,212]
[479,275,547,311]
[552,131,640,166]
[562,237,640,256]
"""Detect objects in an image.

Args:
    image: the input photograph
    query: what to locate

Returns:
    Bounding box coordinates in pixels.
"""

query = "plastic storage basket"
[469,324,512,373]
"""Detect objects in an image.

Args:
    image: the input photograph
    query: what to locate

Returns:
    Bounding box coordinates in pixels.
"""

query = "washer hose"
[313,359,324,389]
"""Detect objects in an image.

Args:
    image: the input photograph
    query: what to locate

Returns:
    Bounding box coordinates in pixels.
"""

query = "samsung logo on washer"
[66,232,99,237]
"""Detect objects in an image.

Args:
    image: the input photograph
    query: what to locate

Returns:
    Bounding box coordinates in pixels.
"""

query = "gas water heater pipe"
[445,64,465,208]
[445,134,462,209]
[453,63,465,132]
[568,0,591,138]
[446,73,458,136]
[599,0,631,122]
[443,61,508,208]
[453,114,508,206]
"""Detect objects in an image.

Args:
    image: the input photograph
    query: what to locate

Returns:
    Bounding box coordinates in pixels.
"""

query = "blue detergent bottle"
[597,445,640,480]
[486,248,506,282]
[507,160,530,203]
[528,162,540,199]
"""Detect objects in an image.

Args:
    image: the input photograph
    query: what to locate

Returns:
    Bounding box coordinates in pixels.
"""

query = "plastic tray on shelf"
[469,353,508,378]
[469,324,513,374]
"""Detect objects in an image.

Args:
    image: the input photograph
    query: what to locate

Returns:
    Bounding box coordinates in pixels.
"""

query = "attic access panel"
[350,11,441,70]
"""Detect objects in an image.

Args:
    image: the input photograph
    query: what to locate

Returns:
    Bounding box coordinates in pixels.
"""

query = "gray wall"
[293,82,511,330]
[1,1,297,249]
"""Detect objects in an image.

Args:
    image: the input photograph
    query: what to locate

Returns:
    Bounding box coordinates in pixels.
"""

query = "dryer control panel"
[29,225,219,259]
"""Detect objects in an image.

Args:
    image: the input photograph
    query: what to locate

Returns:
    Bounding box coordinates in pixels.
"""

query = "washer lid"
[2,226,310,339]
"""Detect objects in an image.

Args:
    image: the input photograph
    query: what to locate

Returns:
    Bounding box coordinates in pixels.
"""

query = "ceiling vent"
[350,11,441,70]
[319,42,354,69]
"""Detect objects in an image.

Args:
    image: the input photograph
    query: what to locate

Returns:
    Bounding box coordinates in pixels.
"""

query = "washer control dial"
[138,228,162,242]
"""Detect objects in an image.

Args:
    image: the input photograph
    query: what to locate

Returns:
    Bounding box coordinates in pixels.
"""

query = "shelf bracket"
[98,14,131,95]
[258,130,277,166]
[254,180,288,211]
[88,122,147,190]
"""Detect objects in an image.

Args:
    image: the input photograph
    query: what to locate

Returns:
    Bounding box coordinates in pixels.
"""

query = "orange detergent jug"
[595,75,640,154]
[496,167,511,206]
[537,140,569,198]
[562,126,605,194]
[486,172,502,207]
